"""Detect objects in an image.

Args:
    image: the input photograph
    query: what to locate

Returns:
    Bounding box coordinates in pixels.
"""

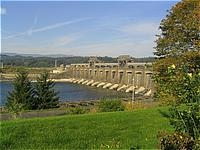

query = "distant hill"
[0,55,117,67]
[1,52,73,58]
[1,53,155,67]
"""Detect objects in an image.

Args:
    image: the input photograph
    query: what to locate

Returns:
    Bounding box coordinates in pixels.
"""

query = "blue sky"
[1,1,178,57]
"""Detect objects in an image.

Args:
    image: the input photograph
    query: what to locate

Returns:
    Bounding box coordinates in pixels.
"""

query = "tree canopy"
[154,0,200,105]
[155,0,200,57]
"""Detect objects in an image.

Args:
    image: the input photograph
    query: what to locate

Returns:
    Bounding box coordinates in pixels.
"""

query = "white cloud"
[3,17,93,39]
[119,22,160,37]
[0,8,6,15]
[53,34,81,47]
[55,36,77,46]
[33,17,92,33]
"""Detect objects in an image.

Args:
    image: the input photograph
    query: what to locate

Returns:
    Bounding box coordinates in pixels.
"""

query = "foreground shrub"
[98,99,125,112]
[6,100,24,119]
[158,131,199,150]
[67,106,87,115]
[169,103,200,140]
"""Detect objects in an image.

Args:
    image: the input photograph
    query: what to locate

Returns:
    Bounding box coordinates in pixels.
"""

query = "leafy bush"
[154,57,200,105]
[6,100,24,119]
[158,131,199,150]
[67,106,87,115]
[169,103,200,141]
[98,99,125,112]
[156,63,200,149]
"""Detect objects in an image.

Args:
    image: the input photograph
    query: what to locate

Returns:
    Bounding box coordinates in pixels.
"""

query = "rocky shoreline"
[0,97,154,120]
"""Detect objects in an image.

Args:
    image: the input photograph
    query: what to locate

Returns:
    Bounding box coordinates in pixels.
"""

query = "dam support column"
[113,68,119,84]
[126,71,132,85]
[108,68,112,83]
[111,70,116,83]
[142,68,146,88]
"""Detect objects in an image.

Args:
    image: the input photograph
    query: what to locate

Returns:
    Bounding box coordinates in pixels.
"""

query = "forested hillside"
[1,54,154,67]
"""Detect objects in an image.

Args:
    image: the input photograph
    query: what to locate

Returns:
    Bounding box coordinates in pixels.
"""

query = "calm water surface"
[0,81,131,106]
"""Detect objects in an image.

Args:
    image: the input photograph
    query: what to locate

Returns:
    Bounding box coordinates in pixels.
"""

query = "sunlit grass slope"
[0,107,172,149]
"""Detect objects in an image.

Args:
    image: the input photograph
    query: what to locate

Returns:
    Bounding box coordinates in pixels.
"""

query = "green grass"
[0,107,172,149]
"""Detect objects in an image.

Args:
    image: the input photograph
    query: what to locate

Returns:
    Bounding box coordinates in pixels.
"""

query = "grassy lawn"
[0,107,172,149]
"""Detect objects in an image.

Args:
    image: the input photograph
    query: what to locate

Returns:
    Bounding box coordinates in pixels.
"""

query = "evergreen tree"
[35,72,59,109]
[6,69,34,111]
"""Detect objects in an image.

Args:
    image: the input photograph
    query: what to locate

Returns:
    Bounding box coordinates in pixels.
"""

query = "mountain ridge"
[1,52,74,58]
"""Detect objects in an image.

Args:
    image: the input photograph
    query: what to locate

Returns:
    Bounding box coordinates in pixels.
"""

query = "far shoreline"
[0,78,72,82]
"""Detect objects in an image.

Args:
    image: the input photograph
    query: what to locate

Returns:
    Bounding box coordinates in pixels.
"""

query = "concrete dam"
[64,56,153,97]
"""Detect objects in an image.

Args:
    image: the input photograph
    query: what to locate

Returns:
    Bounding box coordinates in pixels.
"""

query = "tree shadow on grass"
[157,108,171,119]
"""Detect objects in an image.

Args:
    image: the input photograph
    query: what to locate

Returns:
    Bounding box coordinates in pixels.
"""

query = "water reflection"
[0,81,131,106]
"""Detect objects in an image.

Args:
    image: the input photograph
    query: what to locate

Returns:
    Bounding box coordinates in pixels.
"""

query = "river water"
[0,81,131,106]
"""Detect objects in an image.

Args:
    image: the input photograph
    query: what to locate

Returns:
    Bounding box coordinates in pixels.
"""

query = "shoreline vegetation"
[0,97,155,120]
[0,76,73,82]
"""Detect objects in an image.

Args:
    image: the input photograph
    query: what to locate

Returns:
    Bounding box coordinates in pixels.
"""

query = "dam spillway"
[64,56,153,96]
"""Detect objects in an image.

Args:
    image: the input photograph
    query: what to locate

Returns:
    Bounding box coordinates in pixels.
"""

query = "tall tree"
[154,0,200,104]
[35,72,59,109]
[6,69,34,111]
[154,1,200,148]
